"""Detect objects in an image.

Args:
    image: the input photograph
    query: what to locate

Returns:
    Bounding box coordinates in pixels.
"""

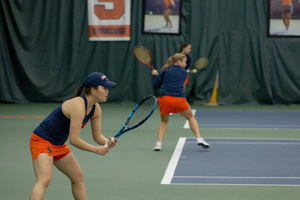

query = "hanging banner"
[88,0,131,41]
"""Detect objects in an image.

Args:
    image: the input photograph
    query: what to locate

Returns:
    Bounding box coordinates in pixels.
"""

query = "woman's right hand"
[152,69,158,75]
[95,146,109,155]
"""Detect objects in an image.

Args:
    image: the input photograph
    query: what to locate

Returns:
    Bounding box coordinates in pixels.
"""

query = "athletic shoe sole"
[198,143,210,149]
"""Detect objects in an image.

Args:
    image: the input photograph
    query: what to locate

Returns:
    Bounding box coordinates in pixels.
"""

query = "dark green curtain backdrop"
[1,0,300,104]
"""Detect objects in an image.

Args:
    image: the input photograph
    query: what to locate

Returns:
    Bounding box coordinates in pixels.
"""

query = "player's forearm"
[69,138,97,153]
[93,134,108,146]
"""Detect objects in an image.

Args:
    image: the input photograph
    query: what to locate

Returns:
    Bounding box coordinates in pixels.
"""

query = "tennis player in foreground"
[29,72,118,200]
[152,53,210,151]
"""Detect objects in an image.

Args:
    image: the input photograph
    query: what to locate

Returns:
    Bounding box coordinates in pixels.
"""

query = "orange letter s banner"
[94,0,124,20]
[88,0,131,41]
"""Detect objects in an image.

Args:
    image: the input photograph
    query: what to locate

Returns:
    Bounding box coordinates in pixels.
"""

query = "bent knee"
[182,113,194,120]
[71,171,84,184]
[37,176,52,188]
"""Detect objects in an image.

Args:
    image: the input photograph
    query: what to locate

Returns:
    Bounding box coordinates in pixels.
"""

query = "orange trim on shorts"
[184,75,189,85]
[157,95,190,115]
[165,0,174,8]
[30,133,71,161]
[282,0,292,5]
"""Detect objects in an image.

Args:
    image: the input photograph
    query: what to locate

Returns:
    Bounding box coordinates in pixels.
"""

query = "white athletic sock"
[197,137,204,143]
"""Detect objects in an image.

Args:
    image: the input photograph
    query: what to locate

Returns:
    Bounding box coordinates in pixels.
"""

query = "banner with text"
[88,0,131,41]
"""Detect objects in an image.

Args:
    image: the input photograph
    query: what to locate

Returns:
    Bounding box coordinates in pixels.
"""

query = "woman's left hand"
[107,137,118,148]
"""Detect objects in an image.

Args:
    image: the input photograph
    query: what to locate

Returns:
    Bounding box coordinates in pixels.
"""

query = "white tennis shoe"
[153,142,162,151]
[197,138,210,149]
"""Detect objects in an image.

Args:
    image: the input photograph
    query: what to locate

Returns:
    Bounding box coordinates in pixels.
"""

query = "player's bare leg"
[30,154,53,200]
[153,114,169,151]
[180,107,210,148]
[54,153,87,200]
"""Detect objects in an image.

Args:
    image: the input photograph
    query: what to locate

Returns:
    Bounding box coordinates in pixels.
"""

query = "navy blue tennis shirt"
[33,95,95,145]
[153,65,187,98]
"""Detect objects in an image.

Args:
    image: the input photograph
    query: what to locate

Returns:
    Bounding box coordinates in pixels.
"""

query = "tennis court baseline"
[184,110,300,129]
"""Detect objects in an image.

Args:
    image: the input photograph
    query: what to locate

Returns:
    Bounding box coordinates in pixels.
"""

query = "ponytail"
[75,84,84,97]
[64,84,97,101]
[161,53,186,71]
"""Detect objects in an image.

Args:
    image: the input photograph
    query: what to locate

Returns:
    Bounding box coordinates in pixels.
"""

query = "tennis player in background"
[178,42,192,90]
[151,53,210,151]
[29,72,118,200]
[163,0,175,29]
[282,0,293,34]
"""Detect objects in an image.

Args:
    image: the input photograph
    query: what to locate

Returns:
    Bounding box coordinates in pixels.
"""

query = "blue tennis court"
[194,110,300,129]
[162,137,300,185]
[164,109,300,186]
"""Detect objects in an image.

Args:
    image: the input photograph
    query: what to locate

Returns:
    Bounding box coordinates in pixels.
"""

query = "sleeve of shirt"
[185,54,191,70]
[152,73,163,89]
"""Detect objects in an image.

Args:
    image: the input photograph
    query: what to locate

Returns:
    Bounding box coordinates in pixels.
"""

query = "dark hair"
[65,84,98,101]
[178,42,191,53]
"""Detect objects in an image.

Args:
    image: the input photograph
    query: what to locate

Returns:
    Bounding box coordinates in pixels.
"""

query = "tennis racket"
[105,95,157,147]
[133,46,154,70]
[194,57,209,70]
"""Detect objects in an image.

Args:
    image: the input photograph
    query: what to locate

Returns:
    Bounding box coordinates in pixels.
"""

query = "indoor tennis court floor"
[1,103,300,200]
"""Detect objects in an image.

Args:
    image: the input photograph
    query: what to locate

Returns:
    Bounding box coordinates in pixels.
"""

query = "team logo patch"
[47,147,52,153]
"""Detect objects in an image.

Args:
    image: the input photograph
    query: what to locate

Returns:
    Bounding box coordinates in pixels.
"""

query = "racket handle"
[104,137,115,147]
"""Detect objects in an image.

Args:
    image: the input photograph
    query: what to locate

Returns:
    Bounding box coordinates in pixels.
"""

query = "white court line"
[185,141,300,145]
[183,109,300,129]
[203,137,300,141]
[183,109,195,129]
[160,137,186,184]
[170,183,300,186]
[173,176,300,179]
[196,124,300,129]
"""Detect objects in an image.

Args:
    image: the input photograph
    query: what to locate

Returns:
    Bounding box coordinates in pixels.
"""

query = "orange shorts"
[30,133,71,161]
[157,95,190,115]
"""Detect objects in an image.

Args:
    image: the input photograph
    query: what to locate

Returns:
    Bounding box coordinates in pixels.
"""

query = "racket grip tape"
[104,137,115,147]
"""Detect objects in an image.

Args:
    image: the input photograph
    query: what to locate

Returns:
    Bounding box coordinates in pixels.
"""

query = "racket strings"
[127,97,156,127]
[134,48,152,64]
[195,57,209,69]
